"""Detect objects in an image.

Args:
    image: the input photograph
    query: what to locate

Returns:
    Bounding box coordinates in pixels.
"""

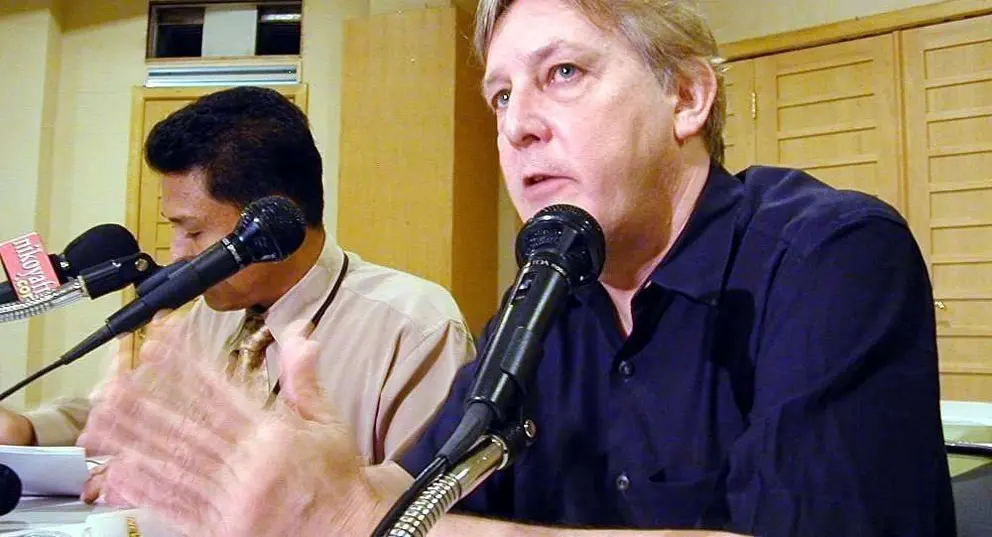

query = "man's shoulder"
[341,253,468,329]
[736,165,909,259]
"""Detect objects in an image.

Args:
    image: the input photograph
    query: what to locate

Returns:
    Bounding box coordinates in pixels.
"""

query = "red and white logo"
[0,232,59,301]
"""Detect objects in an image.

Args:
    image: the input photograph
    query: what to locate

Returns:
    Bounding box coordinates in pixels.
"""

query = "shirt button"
[615,472,631,492]
[618,360,635,378]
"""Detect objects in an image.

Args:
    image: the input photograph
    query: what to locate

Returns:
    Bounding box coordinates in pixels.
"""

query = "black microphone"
[437,204,605,464]
[134,259,188,297]
[0,224,140,305]
[0,463,21,516]
[370,205,606,537]
[0,196,308,404]
[68,196,307,362]
[76,252,172,301]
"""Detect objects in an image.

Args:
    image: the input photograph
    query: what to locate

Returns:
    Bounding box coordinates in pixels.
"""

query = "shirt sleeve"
[377,318,476,463]
[24,336,127,447]
[397,316,521,519]
[725,215,956,536]
[398,287,516,478]
[397,357,480,475]
[25,307,195,448]
[24,397,92,447]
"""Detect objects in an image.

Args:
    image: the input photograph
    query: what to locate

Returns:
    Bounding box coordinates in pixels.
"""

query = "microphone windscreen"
[62,224,140,276]
[0,463,21,516]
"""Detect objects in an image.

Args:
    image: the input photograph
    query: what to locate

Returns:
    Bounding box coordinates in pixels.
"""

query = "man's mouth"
[524,175,562,187]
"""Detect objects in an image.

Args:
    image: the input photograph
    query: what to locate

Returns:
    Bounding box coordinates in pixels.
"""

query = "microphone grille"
[515,204,605,287]
[237,196,308,263]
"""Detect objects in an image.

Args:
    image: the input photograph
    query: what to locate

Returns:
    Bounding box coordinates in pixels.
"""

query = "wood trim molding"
[124,87,146,247]
[720,0,992,60]
[134,84,309,102]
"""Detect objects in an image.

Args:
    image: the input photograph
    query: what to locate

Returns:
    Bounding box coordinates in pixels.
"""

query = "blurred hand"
[80,311,184,507]
[0,406,35,446]
[80,463,105,504]
[79,320,389,536]
[80,462,130,506]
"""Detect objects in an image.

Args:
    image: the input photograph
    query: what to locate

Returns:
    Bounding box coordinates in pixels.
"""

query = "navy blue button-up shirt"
[401,163,956,536]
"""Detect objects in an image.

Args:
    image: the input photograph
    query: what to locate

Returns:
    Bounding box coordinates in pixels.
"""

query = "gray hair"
[474,0,727,163]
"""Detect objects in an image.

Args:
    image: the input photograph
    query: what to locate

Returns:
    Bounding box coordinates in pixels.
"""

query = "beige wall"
[369,0,449,12]
[698,0,946,43]
[39,0,149,406]
[0,1,62,409]
[302,0,369,232]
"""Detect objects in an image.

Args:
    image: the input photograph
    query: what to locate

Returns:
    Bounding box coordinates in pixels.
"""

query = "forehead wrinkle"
[483,37,601,96]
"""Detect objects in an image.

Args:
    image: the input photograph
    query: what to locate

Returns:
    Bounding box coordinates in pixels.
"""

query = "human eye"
[178,228,201,240]
[550,63,581,83]
[490,89,511,110]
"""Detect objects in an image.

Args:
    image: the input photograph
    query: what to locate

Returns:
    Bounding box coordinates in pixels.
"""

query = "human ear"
[673,60,717,143]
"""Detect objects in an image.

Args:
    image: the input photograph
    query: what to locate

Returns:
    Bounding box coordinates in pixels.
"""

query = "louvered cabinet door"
[722,59,757,175]
[754,34,904,212]
[903,14,992,401]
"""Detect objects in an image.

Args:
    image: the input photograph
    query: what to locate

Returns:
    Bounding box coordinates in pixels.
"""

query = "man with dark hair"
[144,86,325,227]
[0,86,474,502]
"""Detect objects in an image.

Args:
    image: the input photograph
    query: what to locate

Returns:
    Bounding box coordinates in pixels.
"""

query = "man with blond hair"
[80,1,955,535]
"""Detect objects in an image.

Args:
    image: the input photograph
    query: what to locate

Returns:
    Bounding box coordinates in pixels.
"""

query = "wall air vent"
[145,63,299,87]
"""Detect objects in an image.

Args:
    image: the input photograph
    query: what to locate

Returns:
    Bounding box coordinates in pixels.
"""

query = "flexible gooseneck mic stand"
[377,419,535,537]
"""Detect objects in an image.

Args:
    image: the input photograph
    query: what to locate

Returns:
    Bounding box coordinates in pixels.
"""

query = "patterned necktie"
[226,309,275,400]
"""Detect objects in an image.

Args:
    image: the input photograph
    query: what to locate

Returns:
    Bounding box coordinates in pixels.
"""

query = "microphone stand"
[372,204,604,536]
[0,323,114,402]
[0,280,86,324]
[0,252,163,400]
[0,252,158,324]
[372,417,535,537]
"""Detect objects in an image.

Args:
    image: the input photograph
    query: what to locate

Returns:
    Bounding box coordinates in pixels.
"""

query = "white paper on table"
[0,446,89,497]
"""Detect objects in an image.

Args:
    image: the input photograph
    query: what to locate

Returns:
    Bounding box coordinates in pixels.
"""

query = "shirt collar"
[254,241,347,343]
[647,161,744,306]
[570,161,744,309]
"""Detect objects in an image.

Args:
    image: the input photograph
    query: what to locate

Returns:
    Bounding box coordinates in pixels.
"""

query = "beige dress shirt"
[26,244,475,464]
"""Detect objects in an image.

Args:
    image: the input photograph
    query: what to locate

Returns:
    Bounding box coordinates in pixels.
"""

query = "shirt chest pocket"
[617,467,728,529]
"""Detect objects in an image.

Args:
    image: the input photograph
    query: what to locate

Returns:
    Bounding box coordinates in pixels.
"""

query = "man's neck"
[253,227,326,309]
[601,157,711,336]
